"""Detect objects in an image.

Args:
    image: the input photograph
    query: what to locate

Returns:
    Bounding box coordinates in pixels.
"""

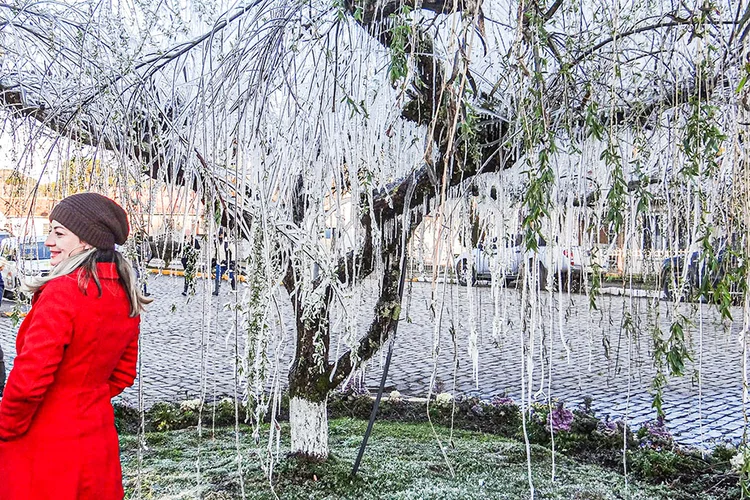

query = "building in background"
[0,169,55,238]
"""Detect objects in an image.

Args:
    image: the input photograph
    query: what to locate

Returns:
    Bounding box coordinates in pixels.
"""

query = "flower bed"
[114,392,743,499]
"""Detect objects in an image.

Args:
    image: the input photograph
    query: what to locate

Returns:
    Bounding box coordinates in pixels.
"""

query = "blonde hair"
[25,248,152,317]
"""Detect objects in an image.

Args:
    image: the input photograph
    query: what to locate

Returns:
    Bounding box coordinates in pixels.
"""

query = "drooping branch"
[80,1,266,106]
[0,86,117,152]
[332,209,375,284]
[330,200,429,387]
[569,18,740,69]
[0,84,255,231]
[597,75,723,129]
[339,0,511,251]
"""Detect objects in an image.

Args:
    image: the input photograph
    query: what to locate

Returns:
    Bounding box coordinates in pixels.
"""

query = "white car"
[0,237,52,298]
[454,237,524,286]
[454,236,592,290]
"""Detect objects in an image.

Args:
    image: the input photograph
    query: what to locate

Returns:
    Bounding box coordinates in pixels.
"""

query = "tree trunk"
[289,396,329,460]
[284,266,333,461]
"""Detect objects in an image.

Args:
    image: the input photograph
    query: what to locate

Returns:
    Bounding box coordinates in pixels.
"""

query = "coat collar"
[32,262,120,304]
[95,261,119,280]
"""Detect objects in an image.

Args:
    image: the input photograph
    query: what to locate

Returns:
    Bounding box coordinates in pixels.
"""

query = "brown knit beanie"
[49,193,129,249]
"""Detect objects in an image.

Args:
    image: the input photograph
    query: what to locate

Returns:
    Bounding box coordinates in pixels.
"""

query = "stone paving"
[0,272,746,448]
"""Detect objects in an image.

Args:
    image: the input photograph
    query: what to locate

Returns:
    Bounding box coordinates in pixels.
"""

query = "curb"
[148,268,248,283]
[146,270,658,298]
[407,276,658,298]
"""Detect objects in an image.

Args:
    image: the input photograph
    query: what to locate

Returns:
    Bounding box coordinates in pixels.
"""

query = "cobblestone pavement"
[0,272,746,448]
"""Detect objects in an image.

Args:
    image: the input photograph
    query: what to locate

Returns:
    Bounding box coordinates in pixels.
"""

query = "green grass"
[118,418,709,499]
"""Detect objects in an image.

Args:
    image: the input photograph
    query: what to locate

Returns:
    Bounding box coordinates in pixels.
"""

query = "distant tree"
[55,157,117,197]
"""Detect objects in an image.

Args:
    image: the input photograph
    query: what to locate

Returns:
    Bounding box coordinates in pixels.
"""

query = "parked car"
[454,235,592,290]
[532,238,592,291]
[0,236,52,298]
[454,236,524,286]
[660,245,743,303]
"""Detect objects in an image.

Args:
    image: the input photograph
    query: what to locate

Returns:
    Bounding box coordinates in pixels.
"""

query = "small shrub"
[114,402,140,434]
[636,416,673,450]
[570,409,598,435]
[524,401,554,445]
[490,394,515,407]
[435,392,454,406]
[628,449,681,481]
[213,397,238,425]
[548,402,574,432]
[711,443,736,471]
[147,402,182,432]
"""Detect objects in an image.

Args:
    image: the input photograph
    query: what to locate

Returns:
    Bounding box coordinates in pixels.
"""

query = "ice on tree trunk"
[289,396,329,460]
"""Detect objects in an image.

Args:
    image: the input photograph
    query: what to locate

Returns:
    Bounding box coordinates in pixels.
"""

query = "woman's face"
[46,221,91,266]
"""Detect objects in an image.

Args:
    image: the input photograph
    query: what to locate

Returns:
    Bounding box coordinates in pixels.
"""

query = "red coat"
[0,262,140,500]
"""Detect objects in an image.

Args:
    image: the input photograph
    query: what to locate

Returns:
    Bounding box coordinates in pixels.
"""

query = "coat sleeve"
[108,332,139,398]
[0,283,74,441]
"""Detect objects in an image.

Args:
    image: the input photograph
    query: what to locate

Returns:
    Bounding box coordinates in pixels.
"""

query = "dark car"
[660,245,744,303]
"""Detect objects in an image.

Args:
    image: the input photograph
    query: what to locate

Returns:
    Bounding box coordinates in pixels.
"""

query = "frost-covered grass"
[120,418,696,499]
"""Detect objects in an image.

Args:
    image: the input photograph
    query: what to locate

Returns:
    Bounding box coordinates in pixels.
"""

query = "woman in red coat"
[0,193,151,499]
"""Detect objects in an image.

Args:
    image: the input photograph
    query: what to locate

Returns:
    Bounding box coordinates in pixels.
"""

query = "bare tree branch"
[543,0,563,21]
[569,18,739,68]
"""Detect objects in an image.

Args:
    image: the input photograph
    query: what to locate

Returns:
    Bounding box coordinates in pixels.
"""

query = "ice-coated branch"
[571,17,741,69]
[329,242,402,389]
[83,0,269,104]
[0,83,254,232]
[0,86,116,152]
